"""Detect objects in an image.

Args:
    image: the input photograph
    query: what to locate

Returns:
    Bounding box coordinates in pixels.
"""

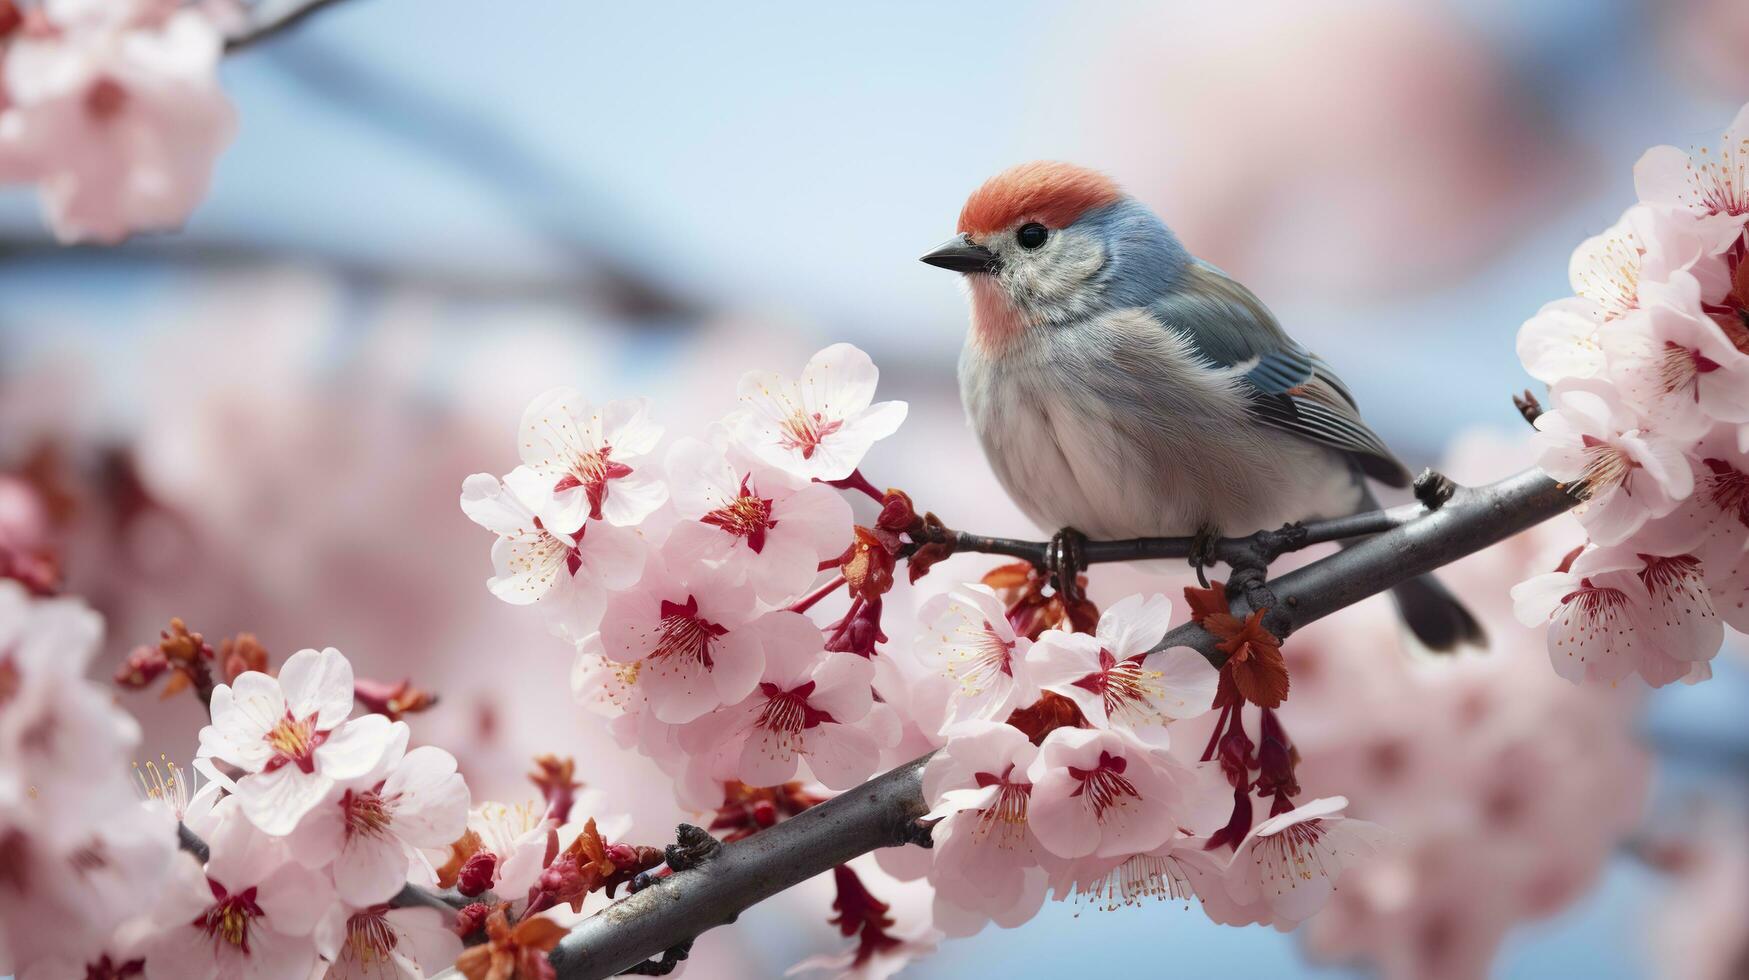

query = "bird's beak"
[920,236,1000,274]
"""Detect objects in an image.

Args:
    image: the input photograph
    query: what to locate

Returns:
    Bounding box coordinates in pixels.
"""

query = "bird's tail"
[1345,483,1486,653]
[1387,573,1486,652]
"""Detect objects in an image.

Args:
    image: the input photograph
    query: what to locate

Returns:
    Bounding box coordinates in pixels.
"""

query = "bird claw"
[1043,526,1088,602]
[1188,523,1221,589]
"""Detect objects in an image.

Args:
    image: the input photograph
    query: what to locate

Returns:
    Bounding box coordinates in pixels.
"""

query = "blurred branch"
[0,234,696,323]
[224,0,360,53]
[253,42,704,320]
[502,466,1580,979]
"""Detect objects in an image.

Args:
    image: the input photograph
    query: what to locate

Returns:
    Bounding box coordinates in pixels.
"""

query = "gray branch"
[224,0,361,52]
[527,467,1577,979]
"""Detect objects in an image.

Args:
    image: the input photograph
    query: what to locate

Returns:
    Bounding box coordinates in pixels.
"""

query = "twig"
[529,467,1579,980]
[224,0,359,52]
[906,500,1424,570]
[176,822,474,912]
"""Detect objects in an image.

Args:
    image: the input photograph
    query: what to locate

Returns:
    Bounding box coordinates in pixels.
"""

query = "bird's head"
[922,162,1189,353]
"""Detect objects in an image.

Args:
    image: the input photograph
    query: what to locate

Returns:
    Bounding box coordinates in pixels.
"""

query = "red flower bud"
[457,852,498,897]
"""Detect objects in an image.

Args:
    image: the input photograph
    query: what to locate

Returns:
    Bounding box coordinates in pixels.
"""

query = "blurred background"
[1,1,1746,977]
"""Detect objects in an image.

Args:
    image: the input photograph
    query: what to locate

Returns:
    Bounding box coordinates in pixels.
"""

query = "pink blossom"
[1513,545,1721,687]
[0,6,235,244]
[143,817,334,980]
[1600,291,1749,437]
[663,437,852,604]
[1051,839,1207,915]
[460,467,647,637]
[919,721,1050,935]
[0,802,179,974]
[914,585,1035,725]
[1028,594,1218,737]
[1635,102,1749,223]
[1533,380,1693,544]
[0,584,138,843]
[463,801,552,900]
[322,905,463,980]
[730,343,907,481]
[1208,796,1391,928]
[1564,205,1736,324]
[516,388,667,533]
[1516,298,1606,385]
[682,642,882,791]
[1026,727,1226,860]
[288,743,470,906]
[197,647,406,835]
[598,551,772,724]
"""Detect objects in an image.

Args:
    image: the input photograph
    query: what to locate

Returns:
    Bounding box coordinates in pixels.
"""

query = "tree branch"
[523,466,1578,979]
[224,0,360,53]
[176,822,478,913]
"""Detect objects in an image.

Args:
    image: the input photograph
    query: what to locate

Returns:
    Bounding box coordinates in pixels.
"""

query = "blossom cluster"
[1513,102,1749,687]
[0,0,236,243]
[465,344,907,804]
[468,344,1392,975]
[0,586,488,980]
[1275,445,1654,980]
[906,587,1386,944]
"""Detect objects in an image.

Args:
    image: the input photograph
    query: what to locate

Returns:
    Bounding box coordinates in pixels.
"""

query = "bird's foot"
[1188,523,1221,589]
[1043,526,1089,602]
[1241,521,1309,569]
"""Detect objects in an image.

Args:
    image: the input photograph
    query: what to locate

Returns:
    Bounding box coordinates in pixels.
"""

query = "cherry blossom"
[197,647,406,835]
[914,585,1036,725]
[1054,838,1207,914]
[664,437,853,604]
[516,388,667,533]
[1635,102,1749,223]
[1512,545,1719,686]
[0,583,138,842]
[730,342,908,481]
[1600,292,1749,437]
[143,819,334,980]
[323,905,462,980]
[1563,204,1735,324]
[1026,727,1226,860]
[1516,298,1607,385]
[459,801,553,900]
[1029,594,1219,737]
[0,4,236,244]
[1532,380,1693,544]
[289,743,470,906]
[683,641,883,791]
[598,552,770,724]
[460,466,647,637]
[1204,796,1390,928]
[920,721,1050,935]
[0,802,179,975]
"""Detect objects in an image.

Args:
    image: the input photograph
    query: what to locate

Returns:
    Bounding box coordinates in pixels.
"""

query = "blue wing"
[1148,261,1411,487]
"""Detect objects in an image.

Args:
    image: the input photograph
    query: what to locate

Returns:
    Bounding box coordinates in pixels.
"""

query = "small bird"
[922,161,1482,650]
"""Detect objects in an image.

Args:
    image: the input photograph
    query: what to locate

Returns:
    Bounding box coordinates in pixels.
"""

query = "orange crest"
[957,161,1122,236]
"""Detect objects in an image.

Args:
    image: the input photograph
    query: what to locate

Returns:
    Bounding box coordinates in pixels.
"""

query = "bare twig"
[176,822,475,913]
[521,466,1579,980]
[223,0,360,53]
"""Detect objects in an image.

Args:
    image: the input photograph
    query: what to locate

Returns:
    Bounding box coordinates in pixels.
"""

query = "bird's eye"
[1016,223,1048,250]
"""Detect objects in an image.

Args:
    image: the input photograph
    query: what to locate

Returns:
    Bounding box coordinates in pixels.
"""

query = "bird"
[920,161,1482,651]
